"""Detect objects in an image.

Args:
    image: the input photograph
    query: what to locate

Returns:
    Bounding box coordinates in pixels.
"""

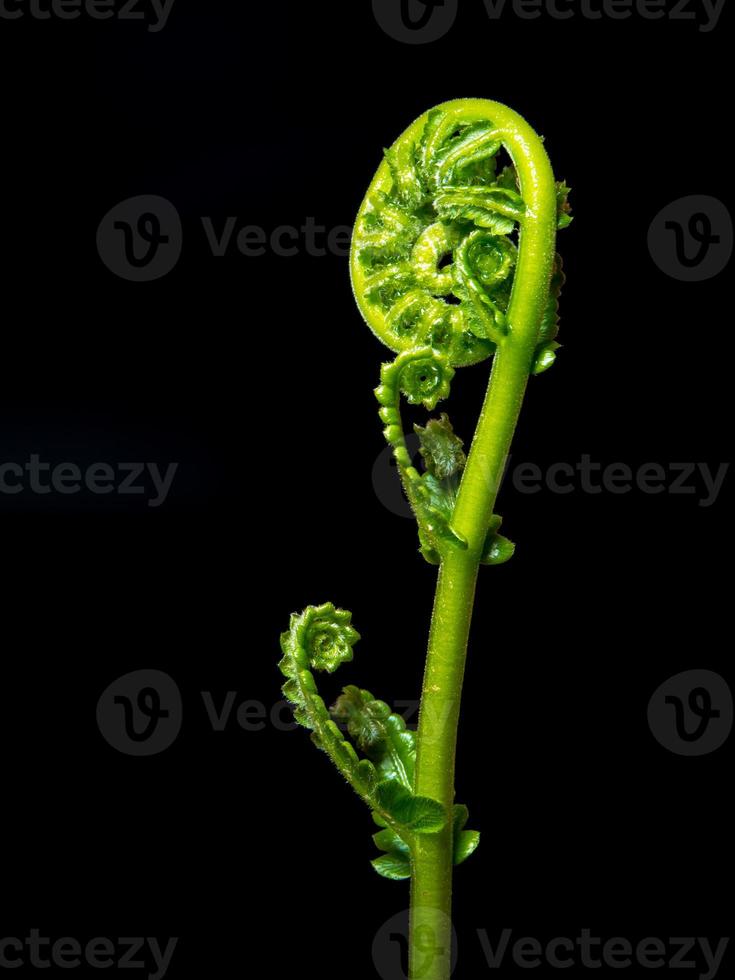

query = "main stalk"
[408,101,558,980]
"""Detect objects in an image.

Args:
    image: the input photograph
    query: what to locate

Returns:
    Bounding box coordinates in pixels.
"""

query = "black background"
[1,2,731,978]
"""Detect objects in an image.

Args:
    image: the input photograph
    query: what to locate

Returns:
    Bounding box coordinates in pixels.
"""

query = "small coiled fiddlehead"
[279,604,455,876]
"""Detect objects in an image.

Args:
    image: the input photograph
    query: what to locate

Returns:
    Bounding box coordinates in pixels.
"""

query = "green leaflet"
[532,253,566,375]
[376,780,445,833]
[480,514,516,566]
[532,341,561,376]
[452,804,481,866]
[481,533,516,565]
[556,181,573,229]
[371,853,412,881]
[372,827,411,880]
[279,606,447,852]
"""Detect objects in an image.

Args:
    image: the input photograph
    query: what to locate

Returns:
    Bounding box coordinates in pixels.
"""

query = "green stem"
[409,102,558,980]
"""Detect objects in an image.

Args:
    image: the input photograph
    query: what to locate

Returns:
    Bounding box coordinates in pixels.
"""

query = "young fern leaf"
[330,685,479,879]
[284,99,571,980]
[375,350,467,562]
[329,687,447,847]
[412,414,514,566]
[330,685,415,787]
[415,413,466,481]
[279,605,447,860]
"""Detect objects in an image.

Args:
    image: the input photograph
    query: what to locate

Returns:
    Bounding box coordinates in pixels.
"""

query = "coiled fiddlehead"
[351,103,568,365]
[352,100,570,563]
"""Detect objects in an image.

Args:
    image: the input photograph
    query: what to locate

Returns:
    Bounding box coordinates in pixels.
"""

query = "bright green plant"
[280,99,571,980]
